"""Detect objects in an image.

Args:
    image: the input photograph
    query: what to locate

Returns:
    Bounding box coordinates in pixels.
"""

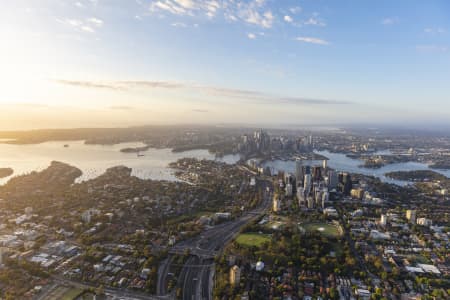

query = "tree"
[96,285,105,296]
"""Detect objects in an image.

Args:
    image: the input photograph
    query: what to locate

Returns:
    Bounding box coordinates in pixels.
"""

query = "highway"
[157,179,271,300]
[36,275,169,300]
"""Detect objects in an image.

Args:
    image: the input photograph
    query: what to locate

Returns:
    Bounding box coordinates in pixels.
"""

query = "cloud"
[151,1,188,15]
[116,80,185,89]
[295,36,329,45]
[205,86,265,98]
[54,79,351,106]
[150,0,221,18]
[192,109,209,113]
[304,17,326,27]
[284,15,293,23]
[87,17,104,26]
[54,79,125,90]
[171,22,187,27]
[247,33,256,39]
[241,8,274,28]
[55,79,184,90]
[109,106,135,110]
[424,27,446,35]
[56,17,103,33]
[381,17,399,25]
[8,102,50,108]
[278,97,351,105]
[289,6,302,14]
[416,45,448,53]
[80,25,95,33]
[150,0,275,28]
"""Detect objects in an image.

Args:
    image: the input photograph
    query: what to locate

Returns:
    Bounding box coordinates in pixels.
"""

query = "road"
[336,205,379,282]
[157,179,271,300]
[35,275,168,300]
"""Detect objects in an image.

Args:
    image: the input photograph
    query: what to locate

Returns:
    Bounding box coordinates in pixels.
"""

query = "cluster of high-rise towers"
[273,159,353,212]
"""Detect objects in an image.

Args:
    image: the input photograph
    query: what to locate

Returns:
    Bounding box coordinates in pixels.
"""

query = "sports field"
[235,233,271,247]
[300,222,342,238]
[42,286,84,300]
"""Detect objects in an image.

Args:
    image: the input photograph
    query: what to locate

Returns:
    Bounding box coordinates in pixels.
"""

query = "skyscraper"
[305,165,311,175]
[406,210,416,224]
[342,173,352,196]
[328,170,338,189]
[322,159,328,170]
[286,183,293,197]
[297,187,306,206]
[304,174,312,193]
[312,166,322,181]
[295,159,304,185]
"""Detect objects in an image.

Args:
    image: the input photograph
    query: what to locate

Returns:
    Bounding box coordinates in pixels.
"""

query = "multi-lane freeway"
[157,179,271,300]
[36,275,168,300]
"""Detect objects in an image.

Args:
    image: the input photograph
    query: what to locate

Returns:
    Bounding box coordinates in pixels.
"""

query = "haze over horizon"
[1,0,450,130]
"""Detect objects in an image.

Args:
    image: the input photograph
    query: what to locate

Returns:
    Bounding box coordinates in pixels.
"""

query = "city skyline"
[1,0,450,129]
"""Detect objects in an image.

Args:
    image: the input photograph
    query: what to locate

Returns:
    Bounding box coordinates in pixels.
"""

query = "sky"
[1,0,450,130]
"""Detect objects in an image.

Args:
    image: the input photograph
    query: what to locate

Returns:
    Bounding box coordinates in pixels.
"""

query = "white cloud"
[424,27,446,35]
[254,0,265,6]
[81,25,95,33]
[152,1,188,15]
[55,79,352,105]
[171,22,187,27]
[284,15,293,23]
[295,36,329,45]
[247,33,256,39]
[304,17,326,27]
[289,6,302,14]
[150,0,221,18]
[150,0,275,28]
[381,17,399,25]
[240,8,274,28]
[66,19,82,27]
[174,0,196,9]
[226,14,238,21]
[57,17,103,33]
[87,18,103,26]
[416,45,448,53]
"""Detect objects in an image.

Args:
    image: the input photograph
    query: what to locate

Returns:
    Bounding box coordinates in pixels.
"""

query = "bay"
[0,141,240,185]
[262,150,450,186]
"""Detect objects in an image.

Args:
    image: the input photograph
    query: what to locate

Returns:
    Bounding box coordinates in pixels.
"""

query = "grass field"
[236,233,271,247]
[43,286,84,300]
[61,288,84,300]
[408,254,432,264]
[300,222,342,238]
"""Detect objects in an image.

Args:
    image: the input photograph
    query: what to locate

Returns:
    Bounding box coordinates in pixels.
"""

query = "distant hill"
[0,168,13,179]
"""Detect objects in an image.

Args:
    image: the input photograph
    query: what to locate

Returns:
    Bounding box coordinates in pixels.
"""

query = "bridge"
[168,247,217,259]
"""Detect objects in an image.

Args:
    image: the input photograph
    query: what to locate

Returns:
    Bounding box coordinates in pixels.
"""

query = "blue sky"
[0,0,449,129]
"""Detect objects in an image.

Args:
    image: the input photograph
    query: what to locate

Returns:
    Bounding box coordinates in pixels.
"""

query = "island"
[0,167,13,179]
[429,160,450,170]
[120,145,151,153]
[385,170,448,182]
[359,154,412,169]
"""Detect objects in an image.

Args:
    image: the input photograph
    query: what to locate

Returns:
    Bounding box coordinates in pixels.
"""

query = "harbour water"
[0,141,241,185]
[262,150,450,186]
[2,142,449,186]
